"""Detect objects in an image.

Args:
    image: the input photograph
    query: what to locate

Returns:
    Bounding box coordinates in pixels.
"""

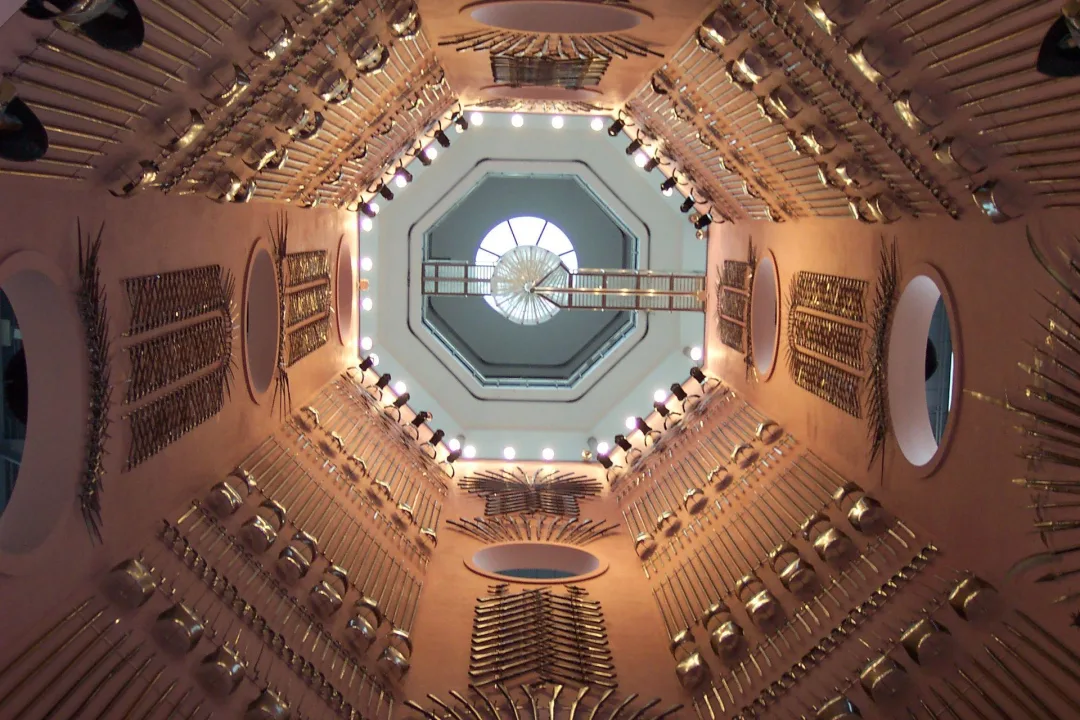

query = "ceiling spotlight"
[680,195,696,213]
[693,213,714,230]
[653,400,672,417]
[511,113,524,128]
[596,441,610,455]
[607,118,625,137]
[614,434,632,452]
[360,336,373,351]
[469,111,484,126]
[596,453,613,469]
[393,380,407,395]
[591,117,604,132]
[376,183,394,201]
[396,167,412,183]
[635,417,654,434]
[370,201,381,215]
[503,446,516,460]
[690,366,708,384]
[368,352,379,367]
[434,129,450,148]
[394,174,408,189]
[391,392,410,409]
[448,436,462,452]
[361,217,374,232]
[660,176,678,193]
[361,297,373,311]
[424,145,439,159]
[690,346,703,362]
[644,155,661,172]
[359,355,376,371]
[375,373,392,390]
[653,388,668,403]
[360,256,373,271]
[670,382,688,401]
[551,115,565,129]
[625,416,637,430]
[446,449,462,463]
[463,444,477,459]
[416,146,432,166]
[453,113,469,131]
[634,151,649,168]
[541,447,555,461]
[359,201,377,218]
[662,187,674,197]
[625,138,643,156]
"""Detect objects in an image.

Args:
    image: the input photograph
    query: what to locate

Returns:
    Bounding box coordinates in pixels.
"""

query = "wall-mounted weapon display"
[716,240,758,379]
[866,239,900,467]
[469,586,615,689]
[786,271,868,417]
[405,684,682,720]
[282,248,332,366]
[459,467,603,517]
[285,313,330,366]
[448,515,618,547]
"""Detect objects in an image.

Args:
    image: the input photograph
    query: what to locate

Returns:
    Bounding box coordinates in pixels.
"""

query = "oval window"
[0,289,25,519]
[245,249,278,396]
[467,543,608,584]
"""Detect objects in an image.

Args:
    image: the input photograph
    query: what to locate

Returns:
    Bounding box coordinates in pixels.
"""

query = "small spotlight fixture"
[644,154,662,172]
[434,128,450,148]
[411,412,432,429]
[427,428,443,443]
[596,441,610,455]
[653,401,672,417]
[360,336,373,351]
[463,444,477,459]
[541,447,555,461]
[446,449,462,463]
[391,392,410,409]
[395,166,412,184]
[690,366,708,384]
[394,174,408,189]
[361,297,373,311]
[634,417,654,435]
[360,256,373,271]
[670,383,688,401]
[424,144,439,159]
[370,201,381,215]
[375,373,392,390]
[625,416,637,430]
[625,138,643,156]
[607,118,625,136]
[393,380,407,395]
[361,217,374,232]
[415,146,432,166]
[680,195,696,213]
[511,113,524,128]
[376,183,394,201]
[596,454,613,469]
[359,201,377,218]
[634,151,649,168]
[551,115,565,129]
[653,389,668,403]
[359,355,377,371]
[660,176,678,193]
[614,434,632,452]
[449,436,463,452]
[693,213,713,230]
[690,346,703,362]
[453,112,469,131]
[591,117,605,132]
[503,446,516,460]
[469,111,484,126]
[368,353,379,367]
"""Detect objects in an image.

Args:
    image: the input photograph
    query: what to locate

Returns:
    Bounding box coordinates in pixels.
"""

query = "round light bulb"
[423,146,437,160]
[596,441,609,455]
[368,353,380,367]
[551,115,564,129]
[463,445,477,459]
[502,446,516,460]
[654,389,668,403]
[541,447,555,461]
[360,336,373,351]
[634,151,649,168]
[361,297,373,311]
[448,438,461,452]
[393,381,407,395]
[360,256,373,271]
[394,173,408,188]
[690,346,703,362]
[591,117,604,132]
[625,416,637,430]
[469,111,484,126]
[361,217,374,232]
[511,113,524,128]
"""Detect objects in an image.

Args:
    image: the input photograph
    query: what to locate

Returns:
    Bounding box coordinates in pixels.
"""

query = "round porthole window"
[466,543,608,584]
[244,247,278,397]
[888,272,958,469]
[751,252,780,379]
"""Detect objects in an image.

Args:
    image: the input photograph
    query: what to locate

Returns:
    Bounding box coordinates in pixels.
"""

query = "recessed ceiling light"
[511,113,524,128]
[368,353,380,367]
[449,437,461,452]
[591,117,604,132]
[360,336,373,351]
[463,444,477,459]
[393,380,407,395]
[469,111,484,126]
[541,447,555,461]
[596,441,609,455]
[503,446,516,460]
[634,151,649,168]
[361,297,373,311]
[551,115,564,129]
[690,346,703,362]
[360,256,373,271]
[424,146,437,160]
[654,389,668,403]
[625,416,637,430]
[361,217,374,232]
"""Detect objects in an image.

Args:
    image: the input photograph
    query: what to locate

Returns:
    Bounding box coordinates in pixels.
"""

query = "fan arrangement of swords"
[459,468,603,517]
[448,515,618,547]
[405,683,682,720]
[468,586,615,689]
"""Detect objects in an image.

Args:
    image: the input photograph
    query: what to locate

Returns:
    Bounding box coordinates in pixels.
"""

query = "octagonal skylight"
[476,216,578,326]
